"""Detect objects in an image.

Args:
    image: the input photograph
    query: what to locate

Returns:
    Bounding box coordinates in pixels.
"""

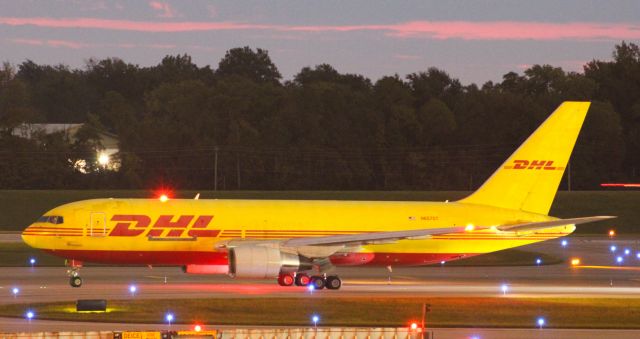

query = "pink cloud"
[148,1,176,18]
[382,21,640,40]
[146,43,176,49]
[47,39,85,49]
[10,38,44,46]
[0,17,268,32]
[394,54,421,60]
[10,38,86,49]
[1,18,640,41]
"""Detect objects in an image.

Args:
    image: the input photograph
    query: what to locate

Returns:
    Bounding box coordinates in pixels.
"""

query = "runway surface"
[1,236,640,337]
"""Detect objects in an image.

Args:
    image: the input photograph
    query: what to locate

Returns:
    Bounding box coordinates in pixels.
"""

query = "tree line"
[1,43,639,191]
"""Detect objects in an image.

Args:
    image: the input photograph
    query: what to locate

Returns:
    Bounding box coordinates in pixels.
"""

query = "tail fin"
[459,101,590,215]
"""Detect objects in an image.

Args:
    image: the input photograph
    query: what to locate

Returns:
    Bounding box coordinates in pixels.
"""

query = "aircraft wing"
[282,226,468,247]
[281,216,615,247]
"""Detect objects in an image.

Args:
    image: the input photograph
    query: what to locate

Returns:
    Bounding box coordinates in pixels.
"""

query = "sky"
[1,0,639,85]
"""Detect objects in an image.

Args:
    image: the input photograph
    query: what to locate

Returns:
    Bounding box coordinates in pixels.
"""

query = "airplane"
[22,101,614,290]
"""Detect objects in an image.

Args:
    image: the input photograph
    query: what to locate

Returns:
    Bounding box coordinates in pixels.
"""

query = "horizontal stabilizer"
[497,216,616,232]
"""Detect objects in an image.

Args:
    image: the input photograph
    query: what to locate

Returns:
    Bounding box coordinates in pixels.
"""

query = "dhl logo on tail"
[109,215,219,239]
[503,160,564,171]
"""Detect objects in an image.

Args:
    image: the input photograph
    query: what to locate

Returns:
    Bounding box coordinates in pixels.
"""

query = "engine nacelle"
[228,246,311,279]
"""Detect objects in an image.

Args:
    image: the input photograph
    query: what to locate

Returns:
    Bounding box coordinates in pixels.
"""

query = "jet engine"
[228,245,312,279]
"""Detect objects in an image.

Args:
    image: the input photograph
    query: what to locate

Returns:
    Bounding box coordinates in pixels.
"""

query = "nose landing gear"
[66,261,83,288]
[69,275,83,288]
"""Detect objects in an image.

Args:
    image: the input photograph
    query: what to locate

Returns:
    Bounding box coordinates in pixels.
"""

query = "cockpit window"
[36,215,64,224]
[50,216,64,224]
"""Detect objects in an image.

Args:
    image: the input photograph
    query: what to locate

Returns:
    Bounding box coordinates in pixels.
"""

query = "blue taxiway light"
[624,248,631,255]
[129,285,137,294]
[561,239,568,247]
[25,310,34,320]
[12,287,19,295]
[610,245,617,252]
[29,258,36,265]
[535,258,542,265]
[616,256,624,264]
[165,313,174,323]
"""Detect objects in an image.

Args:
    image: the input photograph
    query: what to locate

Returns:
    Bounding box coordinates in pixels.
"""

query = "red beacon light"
[159,194,169,202]
[194,324,202,332]
[410,322,418,331]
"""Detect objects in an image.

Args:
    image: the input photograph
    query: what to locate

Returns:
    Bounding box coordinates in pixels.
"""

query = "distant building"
[12,123,120,172]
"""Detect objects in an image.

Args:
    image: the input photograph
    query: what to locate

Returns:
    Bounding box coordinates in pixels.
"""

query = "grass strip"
[0,297,639,329]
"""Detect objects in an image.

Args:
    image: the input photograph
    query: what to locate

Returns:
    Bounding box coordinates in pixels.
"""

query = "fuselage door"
[89,212,107,237]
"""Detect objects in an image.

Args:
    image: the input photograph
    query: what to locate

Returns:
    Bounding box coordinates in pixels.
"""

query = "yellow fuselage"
[22,198,573,267]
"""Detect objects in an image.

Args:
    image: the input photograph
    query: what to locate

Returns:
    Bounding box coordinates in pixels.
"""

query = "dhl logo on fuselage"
[109,215,218,239]
[503,160,564,171]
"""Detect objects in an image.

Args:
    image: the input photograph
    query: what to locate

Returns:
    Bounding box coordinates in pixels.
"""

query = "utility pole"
[214,146,219,191]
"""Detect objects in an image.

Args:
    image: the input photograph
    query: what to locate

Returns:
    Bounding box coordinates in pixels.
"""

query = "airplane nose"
[21,224,39,248]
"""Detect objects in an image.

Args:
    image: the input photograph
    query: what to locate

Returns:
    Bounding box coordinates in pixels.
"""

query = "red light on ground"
[609,230,616,237]
[410,323,418,330]
[159,194,169,202]
[194,325,202,332]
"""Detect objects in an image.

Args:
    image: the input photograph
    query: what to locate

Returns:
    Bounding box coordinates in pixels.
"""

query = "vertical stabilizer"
[459,101,590,215]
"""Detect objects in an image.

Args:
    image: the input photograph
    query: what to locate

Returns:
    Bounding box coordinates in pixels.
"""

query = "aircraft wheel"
[277,273,294,286]
[295,273,310,286]
[325,275,342,290]
[310,275,325,290]
[69,276,83,288]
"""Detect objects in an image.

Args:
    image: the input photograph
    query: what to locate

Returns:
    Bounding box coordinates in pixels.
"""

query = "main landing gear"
[277,272,342,290]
